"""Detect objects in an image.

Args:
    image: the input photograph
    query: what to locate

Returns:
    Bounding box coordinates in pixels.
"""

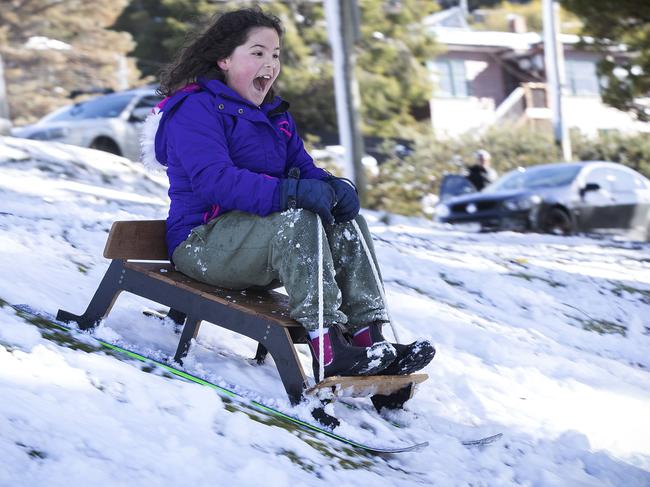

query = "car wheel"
[541,207,574,236]
[90,137,121,156]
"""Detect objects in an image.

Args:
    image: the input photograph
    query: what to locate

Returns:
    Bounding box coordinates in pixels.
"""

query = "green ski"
[9,303,428,455]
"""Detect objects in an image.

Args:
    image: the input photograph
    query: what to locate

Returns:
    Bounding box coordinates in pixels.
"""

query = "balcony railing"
[494,83,551,126]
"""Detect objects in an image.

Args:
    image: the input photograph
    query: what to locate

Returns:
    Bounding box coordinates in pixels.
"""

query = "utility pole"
[324,0,367,203]
[0,54,11,134]
[542,0,572,161]
[459,0,469,17]
[116,54,129,91]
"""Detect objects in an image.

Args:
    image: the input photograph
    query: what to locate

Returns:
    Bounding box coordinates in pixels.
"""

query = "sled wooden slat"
[306,374,428,399]
[104,220,168,260]
[124,262,297,327]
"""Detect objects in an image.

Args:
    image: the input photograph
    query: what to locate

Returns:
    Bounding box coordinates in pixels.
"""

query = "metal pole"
[459,0,469,16]
[324,0,367,202]
[0,54,11,134]
[116,54,129,91]
[543,0,572,161]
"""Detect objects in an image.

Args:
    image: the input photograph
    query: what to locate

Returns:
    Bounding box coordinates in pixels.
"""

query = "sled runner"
[57,220,427,408]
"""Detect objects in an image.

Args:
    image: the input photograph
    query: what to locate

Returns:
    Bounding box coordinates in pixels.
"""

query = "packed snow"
[0,135,649,486]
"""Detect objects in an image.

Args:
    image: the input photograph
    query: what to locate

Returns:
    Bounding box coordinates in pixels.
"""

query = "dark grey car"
[435,162,650,240]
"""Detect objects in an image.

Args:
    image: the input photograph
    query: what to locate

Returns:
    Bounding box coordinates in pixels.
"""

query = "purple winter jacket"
[147,78,328,258]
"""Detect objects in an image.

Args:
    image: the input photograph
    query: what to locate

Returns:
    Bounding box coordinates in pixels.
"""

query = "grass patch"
[279,449,316,472]
[16,442,47,460]
[611,284,650,304]
[509,272,566,288]
[582,320,627,336]
[27,449,47,460]
[569,316,627,336]
[0,298,100,352]
[439,272,464,287]
[389,278,469,310]
[14,309,101,353]
[222,403,375,468]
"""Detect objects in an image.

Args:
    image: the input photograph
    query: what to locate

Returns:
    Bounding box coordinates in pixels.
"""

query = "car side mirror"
[129,106,151,123]
[580,182,600,197]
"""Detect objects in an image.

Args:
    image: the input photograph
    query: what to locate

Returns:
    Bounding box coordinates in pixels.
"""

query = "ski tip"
[461,432,503,447]
[364,440,429,454]
[401,440,429,453]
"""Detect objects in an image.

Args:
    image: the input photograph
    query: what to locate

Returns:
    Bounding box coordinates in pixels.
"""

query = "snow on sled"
[307,374,428,400]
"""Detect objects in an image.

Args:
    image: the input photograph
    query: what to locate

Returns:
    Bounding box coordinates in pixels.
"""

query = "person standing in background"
[466,149,497,191]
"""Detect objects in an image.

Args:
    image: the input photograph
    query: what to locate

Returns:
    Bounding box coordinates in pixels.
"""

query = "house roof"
[424,8,604,54]
[423,6,469,30]
[430,27,584,53]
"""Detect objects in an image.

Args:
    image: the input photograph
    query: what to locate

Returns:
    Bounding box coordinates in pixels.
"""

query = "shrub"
[365,125,650,217]
[572,131,650,179]
[366,124,561,216]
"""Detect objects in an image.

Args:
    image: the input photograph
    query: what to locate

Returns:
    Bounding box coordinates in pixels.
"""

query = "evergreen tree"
[112,0,214,78]
[356,0,440,137]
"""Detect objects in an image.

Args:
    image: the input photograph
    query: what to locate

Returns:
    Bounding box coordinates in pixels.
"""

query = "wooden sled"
[57,220,427,409]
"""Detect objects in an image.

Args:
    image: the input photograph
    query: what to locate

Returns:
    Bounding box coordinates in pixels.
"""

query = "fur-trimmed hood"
[140,83,201,172]
[140,79,291,172]
[140,108,163,171]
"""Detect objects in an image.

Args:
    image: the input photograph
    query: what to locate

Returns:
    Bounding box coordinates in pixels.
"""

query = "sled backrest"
[103,220,168,261]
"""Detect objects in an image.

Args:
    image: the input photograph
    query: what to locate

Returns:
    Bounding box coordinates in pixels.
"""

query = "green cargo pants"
[172,209,388,332]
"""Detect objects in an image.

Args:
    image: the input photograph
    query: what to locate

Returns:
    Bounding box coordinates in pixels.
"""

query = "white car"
[11,87,162,161]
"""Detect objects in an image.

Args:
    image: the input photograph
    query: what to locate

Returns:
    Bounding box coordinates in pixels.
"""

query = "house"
[425,7,650,137]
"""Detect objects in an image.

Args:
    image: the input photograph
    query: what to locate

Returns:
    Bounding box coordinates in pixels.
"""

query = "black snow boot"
[350,322,435,375]
[309,324,396,380]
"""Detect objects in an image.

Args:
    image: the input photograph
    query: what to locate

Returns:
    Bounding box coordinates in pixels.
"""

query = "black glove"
[280,177,336,224]
[325,176,360,223]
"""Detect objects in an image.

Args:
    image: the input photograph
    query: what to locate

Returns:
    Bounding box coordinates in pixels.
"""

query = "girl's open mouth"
[253,75,272,92]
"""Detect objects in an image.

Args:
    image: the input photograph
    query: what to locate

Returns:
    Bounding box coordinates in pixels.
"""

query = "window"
[609,169,636,193]
[46,94,134,121]
[134,95,163,110]
[489,165,581,192]
[430,59,470,98]
[635,176,649,190]
[587,167,638,193]
[585,167,612,192]
[565,59,600,96]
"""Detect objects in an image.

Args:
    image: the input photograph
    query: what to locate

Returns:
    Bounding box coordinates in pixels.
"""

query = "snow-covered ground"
[1,135,649,486]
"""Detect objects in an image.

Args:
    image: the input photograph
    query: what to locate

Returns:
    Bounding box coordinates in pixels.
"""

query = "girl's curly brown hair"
[158,8,283,100]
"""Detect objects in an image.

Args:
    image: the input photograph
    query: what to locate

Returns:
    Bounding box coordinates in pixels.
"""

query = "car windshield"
[485,165,582,192]
[43,94,134,122]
